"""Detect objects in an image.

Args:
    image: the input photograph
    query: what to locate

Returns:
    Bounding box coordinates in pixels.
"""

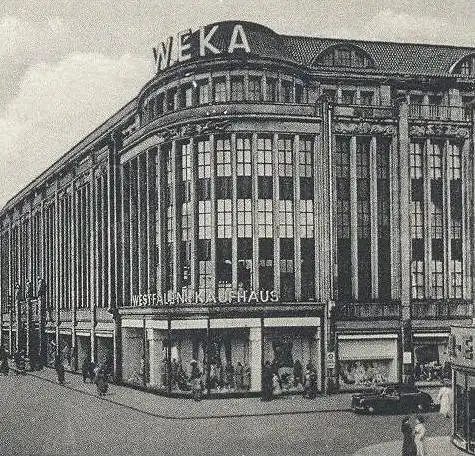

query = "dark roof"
[281,34,475,76]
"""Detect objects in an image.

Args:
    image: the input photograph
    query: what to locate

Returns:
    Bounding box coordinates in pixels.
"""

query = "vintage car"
[351,383,434,414]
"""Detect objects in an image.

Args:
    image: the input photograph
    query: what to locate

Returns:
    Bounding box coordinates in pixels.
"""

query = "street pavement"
[0,367,455,456]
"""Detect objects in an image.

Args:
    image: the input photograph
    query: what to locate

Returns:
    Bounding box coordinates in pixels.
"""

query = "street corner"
[353,436,467,456]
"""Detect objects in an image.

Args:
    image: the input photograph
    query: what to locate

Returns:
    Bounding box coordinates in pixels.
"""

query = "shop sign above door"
[153,23,251,73]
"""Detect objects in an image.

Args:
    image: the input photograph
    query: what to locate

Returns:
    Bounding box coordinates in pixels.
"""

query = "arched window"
[451,54,475,76]
[313,44,374,69]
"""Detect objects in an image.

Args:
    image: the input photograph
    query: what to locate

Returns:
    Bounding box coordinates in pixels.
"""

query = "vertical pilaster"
[71,182,77,370]
[390,134,401,300]
[231,133,238,291]
[370,136,379,298]
[189,138,197,297]
[444,139,450,299]
[209,134,217,297]
[171,141,180,294]
[251,133,259,291]
[349,136,358,299]
[249,326,262,392]
[293,135,301,301]
[314,133,323,301]
[147,148,157,296]
[461,137,470,300]
[89,168,96,362]
[423,138,431,297]
[398,101,411,312]
[272,133,280,297]
[155,147,164,298]
[54,190,60,354]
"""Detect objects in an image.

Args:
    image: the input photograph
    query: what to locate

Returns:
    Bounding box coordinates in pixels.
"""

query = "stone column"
[369,136,379,298]
[272,133,280,297]
[349,136,358,299]
[249,326,262,392]
[398,100,413,382]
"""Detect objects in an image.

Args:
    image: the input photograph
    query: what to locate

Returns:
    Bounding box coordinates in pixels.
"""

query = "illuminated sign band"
[153,23,251,73]
[132,289,278,307]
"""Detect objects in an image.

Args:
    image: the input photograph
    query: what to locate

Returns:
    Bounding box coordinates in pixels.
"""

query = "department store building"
[0,21,474,396]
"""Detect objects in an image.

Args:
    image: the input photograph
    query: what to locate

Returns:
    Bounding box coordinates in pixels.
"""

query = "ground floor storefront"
[121,316,322,396]
[451,324,475,454]
[337,333,399,390]
[413,332,451,385]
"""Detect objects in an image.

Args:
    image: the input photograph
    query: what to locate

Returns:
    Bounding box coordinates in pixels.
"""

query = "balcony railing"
[333,104,395,119]
[335,301,401,320]
[411,300,472,320]
[408,104,470,121]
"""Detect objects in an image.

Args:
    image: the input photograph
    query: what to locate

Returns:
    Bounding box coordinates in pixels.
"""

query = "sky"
[0,0,474,207]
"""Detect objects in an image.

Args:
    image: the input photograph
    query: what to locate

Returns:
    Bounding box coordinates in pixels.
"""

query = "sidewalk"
[25,367,353,420]
[353,436,466,456]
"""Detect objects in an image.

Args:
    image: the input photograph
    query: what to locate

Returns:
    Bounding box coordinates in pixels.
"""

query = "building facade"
[0,21,474,396]
[451,324,474,454]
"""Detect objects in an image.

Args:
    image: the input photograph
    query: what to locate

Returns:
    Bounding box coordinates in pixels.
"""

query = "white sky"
[0,0,474,207]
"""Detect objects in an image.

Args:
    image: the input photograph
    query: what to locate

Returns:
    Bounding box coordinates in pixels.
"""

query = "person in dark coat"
[293,360,303,387]
[54,355,65,385]
[0,347,9,375]
[401,416,417,456]
[88,361,96,382]
[261,361,273,401]
[82,357,91,383]
[95,365,108,396]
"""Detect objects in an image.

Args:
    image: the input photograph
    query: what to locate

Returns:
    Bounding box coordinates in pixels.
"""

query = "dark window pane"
[238,238,253,258]
[412,239,424,261]
[198,239,211,261]
[411,179,424,201]
[237,176,252,198]
[300,177,314,199]
[259,238,274,259]
[258,176,273,199]
[432,239,443,260]
[197,178,211,200]
[216,176,232,199]
[451,239,462,260]
[279,177,293,200]
[280,238,294,259]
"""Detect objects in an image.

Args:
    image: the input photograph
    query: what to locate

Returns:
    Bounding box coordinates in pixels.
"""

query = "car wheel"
[367,406,375,414]
[417,403,425,411]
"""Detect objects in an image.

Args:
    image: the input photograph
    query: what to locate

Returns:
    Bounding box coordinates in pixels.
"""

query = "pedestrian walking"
[261,361,273,401]
[81,356,92,383]
[401,416,417,456]
[190,360,202,401]
[54,355,65,385]
[413,416,427,456]
[437,383,452,418]
[95,365,108,396]
[0,347,9,376]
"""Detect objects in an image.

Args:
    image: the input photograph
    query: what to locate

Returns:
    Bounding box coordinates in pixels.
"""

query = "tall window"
[248,76,262,101]
[266,78,278,102]
[377,139,391,298]
[230,76,245,101]
[257,199,273,238]
[279,200,293,238]
[335,137,351,300]
[181,143,192,291]
[257,137,273,200]
[197,139,211,200]
[281,80,293,103]
[198,80,210,105]
[449,141,462,298]
[213,78,227,103]
[356,139,371,299]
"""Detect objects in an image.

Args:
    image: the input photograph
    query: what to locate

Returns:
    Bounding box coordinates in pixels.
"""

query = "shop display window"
[339,359,393,388]
[413,342,450,383]
[263,328,320,394]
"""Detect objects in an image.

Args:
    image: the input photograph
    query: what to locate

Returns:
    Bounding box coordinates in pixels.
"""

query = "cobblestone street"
[0,368,454,456]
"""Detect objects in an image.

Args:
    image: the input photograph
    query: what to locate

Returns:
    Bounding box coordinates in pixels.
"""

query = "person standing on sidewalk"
[437,383,452,418]
[413,416,427,456]
[190,360,202,401]
[261,361,273,401]
[54,355,65,385]
[401,417,417,456]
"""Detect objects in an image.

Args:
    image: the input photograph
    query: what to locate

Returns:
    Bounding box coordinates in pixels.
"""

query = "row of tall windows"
[122,150,157,305]
[410,140,463,299]
[335,136,391,301]
[159,134,316,301]
[142,74,311,124]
